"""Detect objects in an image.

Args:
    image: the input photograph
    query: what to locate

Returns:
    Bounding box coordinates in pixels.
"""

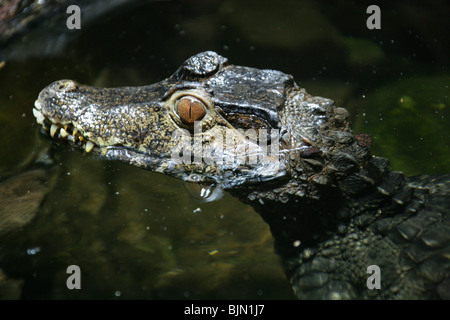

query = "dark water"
[0,0,448,299]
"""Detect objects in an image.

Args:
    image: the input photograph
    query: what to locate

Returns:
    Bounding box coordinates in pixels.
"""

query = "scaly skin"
[33,51,450,299]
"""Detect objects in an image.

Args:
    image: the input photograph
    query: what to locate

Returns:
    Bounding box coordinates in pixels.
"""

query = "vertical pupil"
[177,97,206,124]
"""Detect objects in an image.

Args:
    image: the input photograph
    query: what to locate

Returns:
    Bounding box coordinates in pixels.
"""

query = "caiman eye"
[175,96,207,125]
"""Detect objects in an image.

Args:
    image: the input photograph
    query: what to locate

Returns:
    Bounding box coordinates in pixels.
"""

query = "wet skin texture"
[34,51,450,299]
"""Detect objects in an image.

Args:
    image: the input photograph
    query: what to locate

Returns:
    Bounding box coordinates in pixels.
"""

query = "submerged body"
[33,51,450,299]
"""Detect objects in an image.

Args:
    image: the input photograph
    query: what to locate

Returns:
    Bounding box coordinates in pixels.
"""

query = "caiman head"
[33,51,371,200]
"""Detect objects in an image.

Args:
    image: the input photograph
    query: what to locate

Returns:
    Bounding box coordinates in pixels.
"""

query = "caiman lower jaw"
[33,99,104,155]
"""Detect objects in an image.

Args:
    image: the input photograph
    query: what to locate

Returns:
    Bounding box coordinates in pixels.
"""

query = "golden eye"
[175,96,207,125]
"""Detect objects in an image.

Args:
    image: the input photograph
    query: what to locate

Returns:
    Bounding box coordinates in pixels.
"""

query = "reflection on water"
[184,182,225,203]
[13,150,292,299]
[0,0,448,299]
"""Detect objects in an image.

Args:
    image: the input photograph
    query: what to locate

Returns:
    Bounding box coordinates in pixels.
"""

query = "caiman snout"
[33,79,99,153]
[34,79,81,126]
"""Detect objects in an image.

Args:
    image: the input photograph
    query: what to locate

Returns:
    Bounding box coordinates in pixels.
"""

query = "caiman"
[32,51,450,299]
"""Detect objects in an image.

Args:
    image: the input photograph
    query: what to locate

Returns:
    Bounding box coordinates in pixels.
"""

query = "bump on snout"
[51,79,78,93]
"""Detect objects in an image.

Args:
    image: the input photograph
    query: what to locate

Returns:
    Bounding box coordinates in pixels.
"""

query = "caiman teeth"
[34,99,42,110]
[85,141,94,153]
[34,114,100,154]
[33,107,45,125]
[50,124,59,137]
[60,128,69,138]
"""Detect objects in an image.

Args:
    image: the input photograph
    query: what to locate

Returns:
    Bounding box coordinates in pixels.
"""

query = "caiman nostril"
[54,80,78,92]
